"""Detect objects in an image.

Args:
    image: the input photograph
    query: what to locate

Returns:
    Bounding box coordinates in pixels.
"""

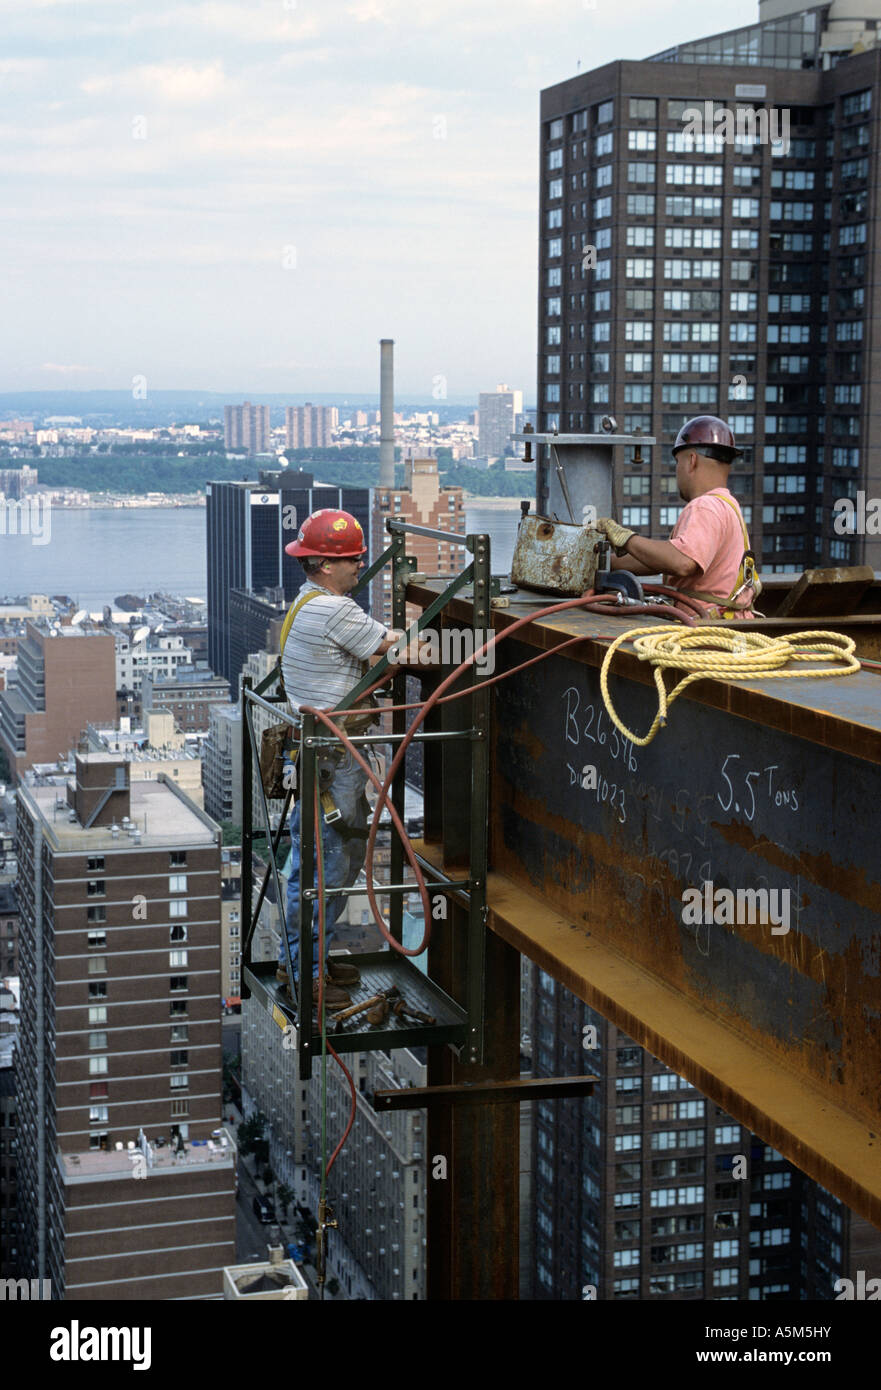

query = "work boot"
[276,965,289,984]
[327,957,361,986]
[284,978,351,1008]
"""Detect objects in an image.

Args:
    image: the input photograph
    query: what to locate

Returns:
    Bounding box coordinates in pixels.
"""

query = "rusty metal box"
[510,514,601,596]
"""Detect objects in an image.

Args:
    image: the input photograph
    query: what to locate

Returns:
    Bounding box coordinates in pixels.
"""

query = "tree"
[220,821,242,846]
[236,1112,266,1156]
[277,1182,295,1218]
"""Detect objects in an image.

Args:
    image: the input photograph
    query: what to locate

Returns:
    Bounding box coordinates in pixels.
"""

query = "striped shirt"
[281,581,388,718]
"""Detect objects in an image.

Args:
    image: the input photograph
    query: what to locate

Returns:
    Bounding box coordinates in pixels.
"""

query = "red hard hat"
[284,509,367,558]
[672,415,743,464]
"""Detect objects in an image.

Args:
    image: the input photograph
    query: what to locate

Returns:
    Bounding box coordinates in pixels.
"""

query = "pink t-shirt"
[665,488,756,619]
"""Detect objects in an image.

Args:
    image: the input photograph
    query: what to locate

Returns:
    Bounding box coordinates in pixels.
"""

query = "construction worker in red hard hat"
[595,415,760,619]
[276,508,404,1009]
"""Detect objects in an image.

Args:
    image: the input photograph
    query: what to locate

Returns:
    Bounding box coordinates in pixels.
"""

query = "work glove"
[595,517,635,556]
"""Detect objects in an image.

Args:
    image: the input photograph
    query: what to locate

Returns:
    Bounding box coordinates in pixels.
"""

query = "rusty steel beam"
[408,580,881,1229]
[426,898,521,1300]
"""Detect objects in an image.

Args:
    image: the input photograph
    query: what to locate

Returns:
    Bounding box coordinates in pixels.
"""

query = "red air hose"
[306,591,692,1181]
[301,591,693,959]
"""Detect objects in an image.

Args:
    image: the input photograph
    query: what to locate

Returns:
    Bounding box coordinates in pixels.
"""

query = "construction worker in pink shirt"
[595,415,760,619]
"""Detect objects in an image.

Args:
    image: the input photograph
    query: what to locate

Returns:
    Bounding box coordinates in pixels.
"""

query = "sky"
[1,0,759,401]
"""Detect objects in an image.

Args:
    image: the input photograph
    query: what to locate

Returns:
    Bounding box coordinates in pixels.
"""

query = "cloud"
[81,60,227,103]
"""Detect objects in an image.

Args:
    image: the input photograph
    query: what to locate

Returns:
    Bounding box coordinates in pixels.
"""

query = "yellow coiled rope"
[600,625,861,748]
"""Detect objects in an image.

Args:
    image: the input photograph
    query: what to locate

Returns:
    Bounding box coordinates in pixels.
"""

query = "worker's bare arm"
[372,629,405,658]
[615,535,699,579]
[608,553,659,577]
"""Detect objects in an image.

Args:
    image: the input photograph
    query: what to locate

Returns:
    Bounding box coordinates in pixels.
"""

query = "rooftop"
[60,1127,237,1184]
[24,777,217,851]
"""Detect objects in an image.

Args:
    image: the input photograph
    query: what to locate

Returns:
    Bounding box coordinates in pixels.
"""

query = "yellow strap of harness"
[279,587,323,656]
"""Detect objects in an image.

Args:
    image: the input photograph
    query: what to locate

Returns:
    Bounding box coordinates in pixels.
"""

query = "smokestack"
[379,338,395,489]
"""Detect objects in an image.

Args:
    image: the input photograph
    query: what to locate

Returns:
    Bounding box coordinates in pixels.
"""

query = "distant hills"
[0,389,484,428]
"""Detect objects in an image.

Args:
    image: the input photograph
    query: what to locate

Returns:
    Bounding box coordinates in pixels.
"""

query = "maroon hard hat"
[672,415,743,464]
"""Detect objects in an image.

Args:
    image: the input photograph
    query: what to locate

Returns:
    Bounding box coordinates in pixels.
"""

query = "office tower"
[0,621,116,782]
[227,589,287,691]
[224,402,271,456]
[370,454,467,626]
[15,753,235,1299]
[477,385,524,459]
[285,404,338,449]
[528,967,851,1300]
[206,473,371,689]
[539,1,881,573]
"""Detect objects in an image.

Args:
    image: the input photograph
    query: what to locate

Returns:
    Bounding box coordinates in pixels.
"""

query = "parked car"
[253,1195,275,1224]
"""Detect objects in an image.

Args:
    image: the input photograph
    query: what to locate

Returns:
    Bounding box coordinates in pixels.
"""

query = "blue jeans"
[279,750,369,981]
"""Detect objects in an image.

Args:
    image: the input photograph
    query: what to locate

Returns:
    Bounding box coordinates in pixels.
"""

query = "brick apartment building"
[15,752,235,1299]
[0,622,116,781]
[371,454,468,626]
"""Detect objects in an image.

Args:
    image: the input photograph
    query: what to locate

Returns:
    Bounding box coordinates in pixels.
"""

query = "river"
[0,503,523,609]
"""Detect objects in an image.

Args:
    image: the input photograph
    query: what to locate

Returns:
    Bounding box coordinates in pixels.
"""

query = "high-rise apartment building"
[206,472,371,688]
[15,753,235,1299]
[0,621,117,781]
[224,402,271,456]
[371,454,467,626]
[528,968,851,1301]
[0,884,18,976]
[539,1,881,573]
[0,978,19,1276]
[202,704,243,828]
[220,847,243,1005]
[242,994,427,1301]
[285,404,338,449]
[477,385,523,459]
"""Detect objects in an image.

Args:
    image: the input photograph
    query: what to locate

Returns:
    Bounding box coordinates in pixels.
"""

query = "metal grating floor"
[244,952,468,1066]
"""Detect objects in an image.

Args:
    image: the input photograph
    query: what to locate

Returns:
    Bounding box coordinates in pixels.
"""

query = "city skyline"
[1,0,758,396]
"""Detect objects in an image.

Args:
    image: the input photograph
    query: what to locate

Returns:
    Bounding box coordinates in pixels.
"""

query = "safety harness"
[671,490,762,619]
[279,587,371,830]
